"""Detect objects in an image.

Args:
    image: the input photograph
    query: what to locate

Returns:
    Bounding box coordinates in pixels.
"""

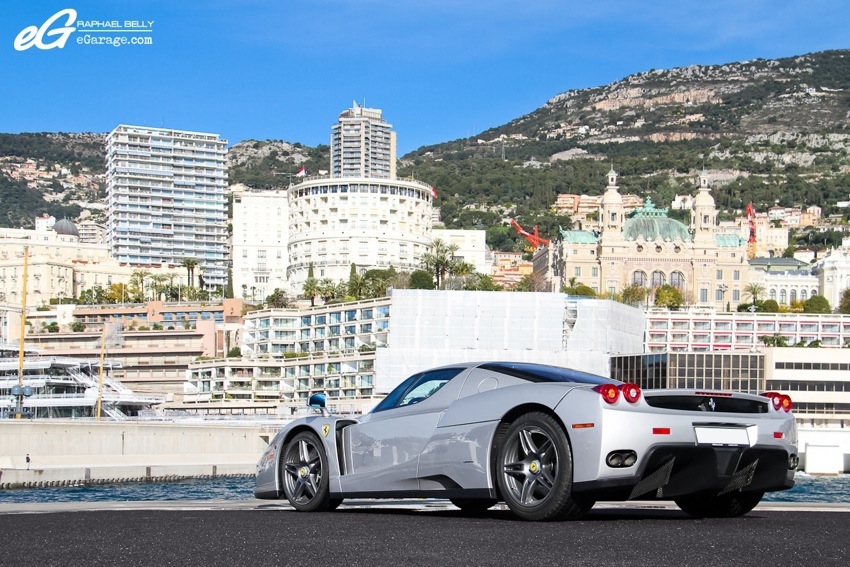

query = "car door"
[339,367,465,494]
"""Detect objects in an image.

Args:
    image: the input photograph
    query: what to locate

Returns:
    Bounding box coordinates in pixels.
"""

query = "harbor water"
[0,472,847,504]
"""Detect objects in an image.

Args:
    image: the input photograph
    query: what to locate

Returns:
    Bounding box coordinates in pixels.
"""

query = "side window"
[371,368,464,413]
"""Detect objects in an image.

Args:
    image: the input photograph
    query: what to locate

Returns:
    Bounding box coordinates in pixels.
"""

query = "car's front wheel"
[495,412,590,521]
[281,431,336,512]
[675,490,764,518]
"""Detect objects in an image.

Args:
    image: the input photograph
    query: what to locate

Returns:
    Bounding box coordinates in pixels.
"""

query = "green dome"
[622,197,692,242]
[623,216,692,242]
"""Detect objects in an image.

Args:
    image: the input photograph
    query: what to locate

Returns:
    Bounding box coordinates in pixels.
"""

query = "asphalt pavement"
[0,500,847,567]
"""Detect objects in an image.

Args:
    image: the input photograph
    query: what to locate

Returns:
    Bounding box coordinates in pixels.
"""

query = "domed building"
[543,170,749,309]
[52,218,80,239]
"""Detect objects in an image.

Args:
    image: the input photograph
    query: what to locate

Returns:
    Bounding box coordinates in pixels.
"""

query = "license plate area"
[693,424,756,447]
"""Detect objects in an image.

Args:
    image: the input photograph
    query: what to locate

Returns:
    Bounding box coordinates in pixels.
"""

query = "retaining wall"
[0,420,280,489]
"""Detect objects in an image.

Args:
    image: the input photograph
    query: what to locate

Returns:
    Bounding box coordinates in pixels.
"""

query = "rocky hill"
[1,50,848,241]
[400,50,850,241]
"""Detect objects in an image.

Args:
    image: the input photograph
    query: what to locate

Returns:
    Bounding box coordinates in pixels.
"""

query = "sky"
[1,1,848,155]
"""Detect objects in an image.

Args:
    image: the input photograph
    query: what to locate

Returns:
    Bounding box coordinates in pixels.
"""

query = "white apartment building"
[76,220,107,244]
[231,186,290,300]
[331,103,396,179]
[105,125,228,289]
[286,177,434,287]
[645,308,850,352]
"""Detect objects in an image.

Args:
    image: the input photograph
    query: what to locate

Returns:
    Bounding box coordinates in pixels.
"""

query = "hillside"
[1,50,848,244]
[402,50,850,243]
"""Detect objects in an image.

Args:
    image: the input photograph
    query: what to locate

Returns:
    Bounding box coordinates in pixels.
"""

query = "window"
[371,367,464,413]
[651,271,665,287]
[573,267,581,277]
[733,270,740,281]
[592,267,598,277]
[632,271,647,286]
[716,269,723,280]
[700,288,708,303]
[670,272,685,289]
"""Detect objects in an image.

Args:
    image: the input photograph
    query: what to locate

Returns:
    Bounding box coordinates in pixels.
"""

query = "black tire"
[281,431,335,512]
[675,491,764,518]
[494,411,590,521]
[450,498,498,514]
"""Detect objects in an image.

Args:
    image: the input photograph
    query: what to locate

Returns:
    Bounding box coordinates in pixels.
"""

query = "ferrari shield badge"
[322,424,331,437]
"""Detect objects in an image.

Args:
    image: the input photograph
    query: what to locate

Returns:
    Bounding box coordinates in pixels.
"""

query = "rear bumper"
[573,443,795,501]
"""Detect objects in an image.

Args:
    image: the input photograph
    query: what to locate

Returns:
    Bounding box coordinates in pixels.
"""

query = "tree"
[318,278,338,303]
[129,269,151,302]
[803,295,831,314]
[761,299,780,313]
[347,264,364,298]
[422,238,458,289]
[265,288,292,308]
[513,272,548,292]
[744,283,766,305]
[149,273,170,301]
[838,288,850,314]
[654,284,684,310]
[70,321,86,332]
[409,269,435,289]
[226,347,242,358]
[302,277,319,307]
[620,284,647,306]
[180,257,200,287]
[761,334,789,347]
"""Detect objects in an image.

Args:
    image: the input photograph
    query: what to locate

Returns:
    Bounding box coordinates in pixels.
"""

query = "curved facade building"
[286,176,434,288]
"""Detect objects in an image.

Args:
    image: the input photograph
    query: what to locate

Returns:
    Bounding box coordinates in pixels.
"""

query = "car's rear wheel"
[495,412,590,521]
[282,431,336,512]
[450,498,498,514]
[675,490,764,518]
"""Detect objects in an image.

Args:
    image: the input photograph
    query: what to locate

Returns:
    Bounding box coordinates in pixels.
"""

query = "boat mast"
[96,324,107,420]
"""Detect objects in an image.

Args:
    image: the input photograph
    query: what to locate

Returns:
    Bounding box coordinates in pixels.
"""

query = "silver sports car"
[254,361,798,521]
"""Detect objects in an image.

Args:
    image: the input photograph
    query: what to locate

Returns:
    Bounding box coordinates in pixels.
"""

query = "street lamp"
[718,284,728,312]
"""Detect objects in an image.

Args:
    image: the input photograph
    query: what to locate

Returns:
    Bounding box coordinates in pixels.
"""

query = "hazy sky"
[2,1,848,154]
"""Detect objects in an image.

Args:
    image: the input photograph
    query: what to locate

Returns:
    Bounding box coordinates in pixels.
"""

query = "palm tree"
[129,269,151,302]
[149,273,170,301]
[422,238,459,289]
[744,283,766,305]
[318,278,338,303]
[302,277,320,307]
[180,258,200,287]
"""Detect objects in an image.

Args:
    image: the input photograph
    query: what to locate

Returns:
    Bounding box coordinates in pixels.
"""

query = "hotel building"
[105,125,229,289]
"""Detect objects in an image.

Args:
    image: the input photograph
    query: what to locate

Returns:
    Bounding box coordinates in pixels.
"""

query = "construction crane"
[510,219,550,249]
[746,202,758,259]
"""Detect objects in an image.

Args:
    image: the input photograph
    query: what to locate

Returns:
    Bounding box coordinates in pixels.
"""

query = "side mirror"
[308,392,327,410]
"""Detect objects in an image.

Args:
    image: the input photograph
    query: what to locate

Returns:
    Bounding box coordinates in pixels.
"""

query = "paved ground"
[0,500,847,567]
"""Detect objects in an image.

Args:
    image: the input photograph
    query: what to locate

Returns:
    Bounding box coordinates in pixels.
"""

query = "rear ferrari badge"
[322,424,330,437]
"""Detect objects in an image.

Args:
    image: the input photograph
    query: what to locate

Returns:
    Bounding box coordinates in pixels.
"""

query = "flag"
[295,166,306,177]
[430,186,438,198]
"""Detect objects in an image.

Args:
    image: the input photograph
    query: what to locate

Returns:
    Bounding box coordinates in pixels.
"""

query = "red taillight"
[653,427,671,435]
[774,432,784,439]
[597,384,620,404]
[761,392,793,412]
[762,391,782,411]
[621,383,641,403]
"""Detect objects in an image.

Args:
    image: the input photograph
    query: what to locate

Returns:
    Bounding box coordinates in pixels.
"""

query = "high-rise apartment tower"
[105,125,228,289]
